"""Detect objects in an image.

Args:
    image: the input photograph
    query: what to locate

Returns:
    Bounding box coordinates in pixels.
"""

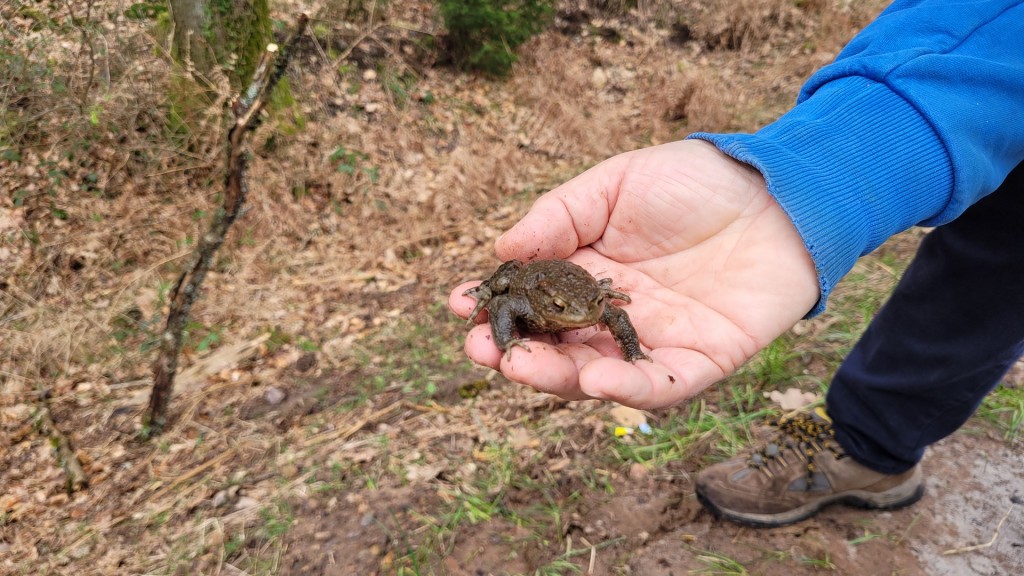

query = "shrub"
[438,0,555,76]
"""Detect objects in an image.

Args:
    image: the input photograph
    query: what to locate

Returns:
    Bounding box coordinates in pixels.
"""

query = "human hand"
[449,140,819,408]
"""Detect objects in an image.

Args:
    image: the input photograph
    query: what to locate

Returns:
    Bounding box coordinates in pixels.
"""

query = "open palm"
[449,140,819,408]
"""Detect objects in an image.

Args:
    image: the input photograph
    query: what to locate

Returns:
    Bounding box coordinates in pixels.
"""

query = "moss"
[269,76,306,136]
[165,0,272,145]
[206,0,271,88]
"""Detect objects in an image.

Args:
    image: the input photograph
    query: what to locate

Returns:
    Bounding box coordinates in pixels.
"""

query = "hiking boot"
[695,407,924,527]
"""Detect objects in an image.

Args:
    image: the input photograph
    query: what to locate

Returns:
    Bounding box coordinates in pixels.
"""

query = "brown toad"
[464,259,650,362]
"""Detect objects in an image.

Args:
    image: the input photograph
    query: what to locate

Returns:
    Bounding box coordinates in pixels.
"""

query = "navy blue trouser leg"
[827,161,1024,475]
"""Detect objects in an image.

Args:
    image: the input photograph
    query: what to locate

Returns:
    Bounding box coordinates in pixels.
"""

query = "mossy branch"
[145,13,309,436]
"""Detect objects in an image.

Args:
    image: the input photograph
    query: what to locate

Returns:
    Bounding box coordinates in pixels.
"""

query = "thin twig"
[301,401,403,448]
[943,504,1016,555]
[336,23,388,63]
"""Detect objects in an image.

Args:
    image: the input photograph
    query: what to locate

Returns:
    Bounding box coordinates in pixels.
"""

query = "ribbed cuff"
[688,77,953,316]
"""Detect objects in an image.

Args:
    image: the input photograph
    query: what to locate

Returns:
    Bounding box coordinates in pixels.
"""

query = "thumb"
[495,155,628,261]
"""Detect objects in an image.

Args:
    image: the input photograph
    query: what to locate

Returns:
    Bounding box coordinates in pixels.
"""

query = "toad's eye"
[551,297,567,310]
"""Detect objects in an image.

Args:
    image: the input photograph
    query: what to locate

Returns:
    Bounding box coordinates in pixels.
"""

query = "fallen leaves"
[766,388,821,411]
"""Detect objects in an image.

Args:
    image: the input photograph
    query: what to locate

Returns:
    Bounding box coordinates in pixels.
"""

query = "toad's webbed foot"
[501,338,532,360]
[597,278,631,304]
[463,284,493,326]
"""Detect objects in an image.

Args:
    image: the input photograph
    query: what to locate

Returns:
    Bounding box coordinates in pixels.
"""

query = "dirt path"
[280,423,1022,575]
[628,431,1023,575]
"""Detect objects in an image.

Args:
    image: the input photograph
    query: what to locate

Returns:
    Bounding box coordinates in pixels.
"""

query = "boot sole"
[696,482,926,528]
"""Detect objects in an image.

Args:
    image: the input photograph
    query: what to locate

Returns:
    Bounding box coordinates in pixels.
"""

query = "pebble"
[591,68,609,90]
[233,496,259,511]
[212,490,229,508]
[629,462,649,481]
[264,387,286,405]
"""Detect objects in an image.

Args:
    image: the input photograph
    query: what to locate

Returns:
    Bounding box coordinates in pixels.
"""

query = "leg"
[828,161,1024,474]
[485,295,533,358]
[694,162,1024,527]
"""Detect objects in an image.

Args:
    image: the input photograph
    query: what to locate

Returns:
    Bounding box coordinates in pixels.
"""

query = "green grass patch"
[977,382,1024,441]
[348,303,478,408]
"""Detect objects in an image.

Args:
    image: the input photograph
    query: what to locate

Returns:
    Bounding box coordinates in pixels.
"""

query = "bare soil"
[1,1,1021,575]
[276,413,1024,576]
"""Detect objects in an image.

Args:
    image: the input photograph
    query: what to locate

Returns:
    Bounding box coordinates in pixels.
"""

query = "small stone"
[591,67,609,90]
[314,531,331,541]
[364,102,381,113]
[233,496,259,511]
[264,387,286,405]
[360,512,375,527]
[362,69,377,81]
[212,490,229,508]
[628,462,649,481]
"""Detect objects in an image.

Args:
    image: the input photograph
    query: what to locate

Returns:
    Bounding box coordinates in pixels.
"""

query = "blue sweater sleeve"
[688,0,1024,315]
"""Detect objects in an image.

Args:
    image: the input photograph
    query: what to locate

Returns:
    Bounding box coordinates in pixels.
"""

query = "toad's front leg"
[485,295,535,359]
[601,304,650,363]
[463,283,494,326]
[464,260,525,326]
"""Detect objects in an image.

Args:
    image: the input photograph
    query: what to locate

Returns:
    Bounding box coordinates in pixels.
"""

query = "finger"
[463,323,503,369]
[499,341,593,401]
[463,325,593,400]
[462,323,563,370]
[578,349,725,409]
[496,156,628,261]
[448,281,482,320]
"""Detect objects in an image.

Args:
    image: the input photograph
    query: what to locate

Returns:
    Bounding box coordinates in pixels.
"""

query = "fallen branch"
[33,397,89,493]
[145,13,310,435]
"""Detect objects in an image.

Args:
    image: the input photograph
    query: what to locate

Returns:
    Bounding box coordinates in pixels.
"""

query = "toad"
[464,259,650,362]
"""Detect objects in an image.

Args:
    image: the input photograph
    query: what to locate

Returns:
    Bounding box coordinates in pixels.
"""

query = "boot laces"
[747,412,846,489]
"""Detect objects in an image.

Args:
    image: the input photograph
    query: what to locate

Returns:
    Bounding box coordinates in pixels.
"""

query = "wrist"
[688,77,952,315]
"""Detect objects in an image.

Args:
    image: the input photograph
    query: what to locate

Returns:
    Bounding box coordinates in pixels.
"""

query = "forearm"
[689,0,1024,314]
